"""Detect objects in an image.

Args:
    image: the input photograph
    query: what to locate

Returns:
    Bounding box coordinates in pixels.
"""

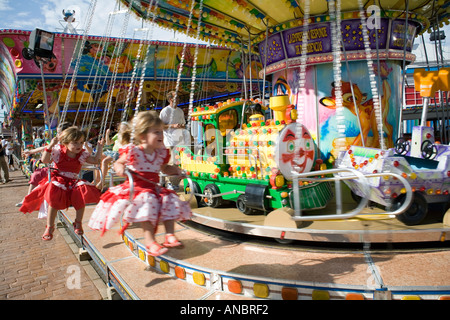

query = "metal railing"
[290,168,413,222]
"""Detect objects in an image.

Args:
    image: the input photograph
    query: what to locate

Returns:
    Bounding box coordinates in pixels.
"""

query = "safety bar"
[289,168,413,222]
[291,168,370,221]
[120,168,195,204]
[351,172,413,217]
[159,172,196,203]
[81,164,103,186]
[124,169,134,202]
[107,168,126,188]
[294,171,413,218]
[197,190,246,204]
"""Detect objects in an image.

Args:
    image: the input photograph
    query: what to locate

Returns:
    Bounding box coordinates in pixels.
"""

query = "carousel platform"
[58,198,450,301]
[189,205,450,244]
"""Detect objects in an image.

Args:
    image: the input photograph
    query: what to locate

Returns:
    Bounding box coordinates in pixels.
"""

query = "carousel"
[116,0,450,241]
[2,0,450,300]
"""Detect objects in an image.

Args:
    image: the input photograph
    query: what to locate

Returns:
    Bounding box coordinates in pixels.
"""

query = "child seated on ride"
[20,126,104,241]
[95,122,130,190]
[88,111,191,256]
[16,122,72,207]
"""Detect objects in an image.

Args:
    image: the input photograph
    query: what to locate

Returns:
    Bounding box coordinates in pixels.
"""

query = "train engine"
[174,95,333,217]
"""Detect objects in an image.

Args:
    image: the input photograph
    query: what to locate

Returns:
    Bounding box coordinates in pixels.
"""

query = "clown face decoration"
[274,123,315,180]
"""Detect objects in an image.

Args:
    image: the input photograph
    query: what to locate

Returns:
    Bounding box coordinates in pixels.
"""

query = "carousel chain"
[98,4,134,139]
[398,0,410,140]
[187,0,204,133]
[129,0,159,147]
[160,40,174,109]
[296,0,310,125]
[94,1,132,133]
[50,34,85,130]
[261,18,269,111]
[329,0,346,152]
[80,14,116,129]
[198,44,212,105]
[78,1,122,133]
[171,0,197,127]
[81,1,121,134]
[121,9,155,123]
[248,28,253,99]
[294,0,310,170]
[122,34,143,122]
[60,0,98,127]
[357,0,385,150]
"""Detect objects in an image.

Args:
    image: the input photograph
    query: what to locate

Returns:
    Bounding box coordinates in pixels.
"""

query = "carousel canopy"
[0,29,263,126]
[121,0,450,51]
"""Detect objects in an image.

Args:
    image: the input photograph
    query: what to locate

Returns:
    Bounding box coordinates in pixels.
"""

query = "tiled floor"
[62,201,450,300]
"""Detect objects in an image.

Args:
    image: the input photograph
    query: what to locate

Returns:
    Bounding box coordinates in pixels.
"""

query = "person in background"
[5,137,15,171]
[95,122,131,190]
[0,137,11,184]
[34,132,44,149]
[159,90,186,191]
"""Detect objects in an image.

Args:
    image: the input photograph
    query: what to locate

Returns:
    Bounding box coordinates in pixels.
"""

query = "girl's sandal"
[73,220,84,236]
[163,233,183,248]
[42,226,55,241]
[146,242,168,257]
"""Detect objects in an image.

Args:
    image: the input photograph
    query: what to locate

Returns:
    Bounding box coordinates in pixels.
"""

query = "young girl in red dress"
[20,126,104,240]
[88,111,191,256]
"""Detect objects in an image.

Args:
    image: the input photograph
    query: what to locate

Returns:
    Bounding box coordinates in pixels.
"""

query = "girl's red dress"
[88,144,191,232]
[20,144,101,216]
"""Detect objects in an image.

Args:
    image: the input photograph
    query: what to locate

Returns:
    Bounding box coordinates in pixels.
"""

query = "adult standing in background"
[0,137,11,183]
[5,137,15,171]
[159,91,186,191]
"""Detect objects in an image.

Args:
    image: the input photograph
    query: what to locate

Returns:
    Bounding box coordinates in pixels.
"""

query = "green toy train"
[174,96,333,218]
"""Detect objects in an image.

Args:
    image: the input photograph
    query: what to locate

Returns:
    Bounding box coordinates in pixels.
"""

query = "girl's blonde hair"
[118,122,131,146]
[132,111,163,144]
[59,126,86,145]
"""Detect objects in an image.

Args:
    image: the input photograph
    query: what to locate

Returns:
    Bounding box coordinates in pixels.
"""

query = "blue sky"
[0,0,196,41]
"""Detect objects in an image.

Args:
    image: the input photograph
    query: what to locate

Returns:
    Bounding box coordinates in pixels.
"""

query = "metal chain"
[59,0,98,126]
[171,0,197,126]
[99,5,133,139]
[329,0,346,152]
[357,0,385,150]
[294,0,310,172]
[129,0,159,147]
[187,0,204,133]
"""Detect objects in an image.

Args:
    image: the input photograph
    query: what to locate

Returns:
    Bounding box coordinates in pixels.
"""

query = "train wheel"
[236,194,253,215]
[202,184,223,208]
[395,192,428,226]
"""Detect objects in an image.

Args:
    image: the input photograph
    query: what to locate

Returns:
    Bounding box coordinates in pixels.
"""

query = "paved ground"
[0,169,106,300]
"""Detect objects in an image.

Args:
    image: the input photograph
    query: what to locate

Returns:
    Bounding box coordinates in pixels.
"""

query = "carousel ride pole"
[38,59,51,138]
